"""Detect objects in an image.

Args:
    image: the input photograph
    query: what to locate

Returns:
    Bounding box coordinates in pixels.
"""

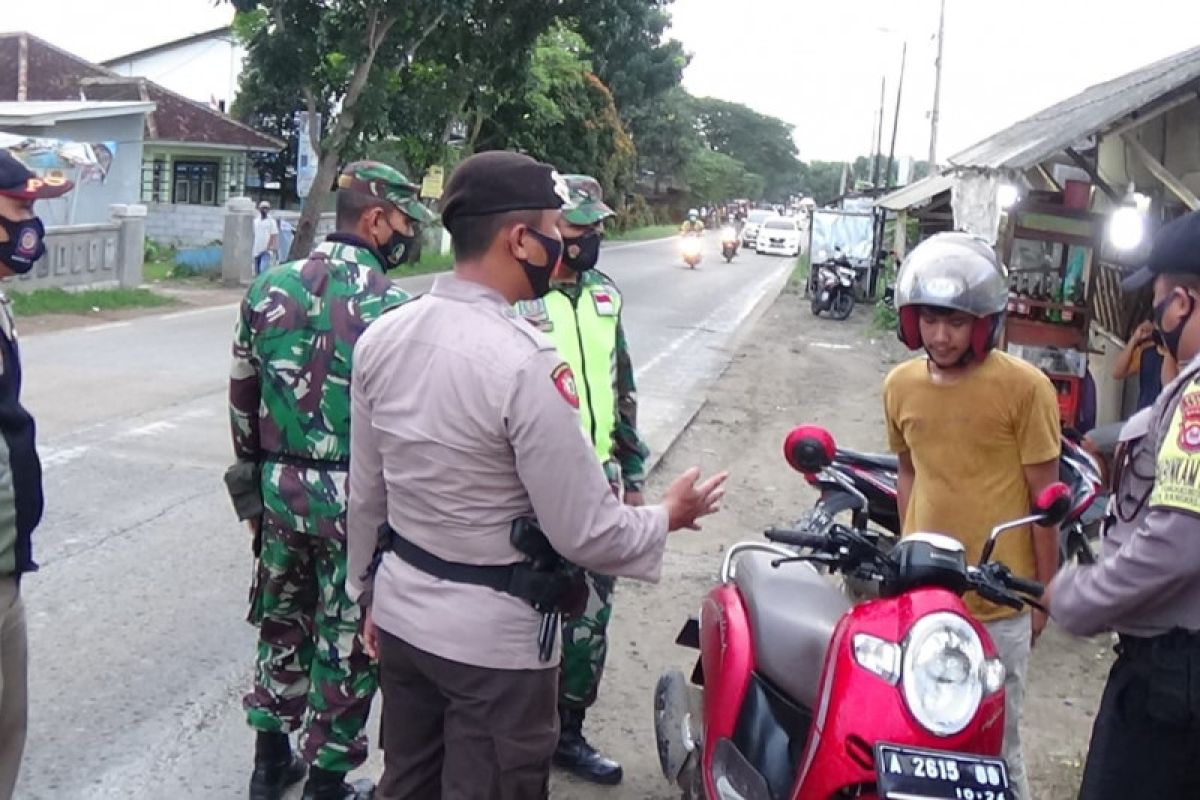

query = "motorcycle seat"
[733,552,851,710]
[836,449,898,472]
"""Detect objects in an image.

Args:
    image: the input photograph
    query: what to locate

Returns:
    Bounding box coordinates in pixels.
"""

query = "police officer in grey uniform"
[345,150,727,800]
[1049,209,1200,799]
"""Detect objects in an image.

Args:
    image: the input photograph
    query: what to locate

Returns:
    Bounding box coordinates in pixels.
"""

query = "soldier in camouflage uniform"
[225,161,434,800]
[516,175,649,786]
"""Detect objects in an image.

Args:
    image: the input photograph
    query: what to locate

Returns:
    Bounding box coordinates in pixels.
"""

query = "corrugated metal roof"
[876,172,955,211]
[949,44,1200,171]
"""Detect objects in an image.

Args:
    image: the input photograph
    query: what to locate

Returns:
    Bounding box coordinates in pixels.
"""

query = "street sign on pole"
[295,111,321,199]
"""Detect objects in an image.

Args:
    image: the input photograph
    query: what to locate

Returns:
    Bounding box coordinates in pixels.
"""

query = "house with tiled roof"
[0,31,284,245]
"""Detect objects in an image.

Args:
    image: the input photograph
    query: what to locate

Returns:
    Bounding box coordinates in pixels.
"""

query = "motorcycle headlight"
[901,612,985,736]
[721,226,736,240]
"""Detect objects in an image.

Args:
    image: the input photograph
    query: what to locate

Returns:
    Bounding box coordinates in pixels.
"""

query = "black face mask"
[562,231,601,273]
[0,216,46,274]
[378,227,416,269]
[1154,290,1196,362]
[518,226,563,299]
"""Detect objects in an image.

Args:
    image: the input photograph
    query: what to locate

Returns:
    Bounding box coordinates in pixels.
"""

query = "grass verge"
[9,288,176,316]
[788,252,811,293]
[607,224,678,242]
[394,250,454,277]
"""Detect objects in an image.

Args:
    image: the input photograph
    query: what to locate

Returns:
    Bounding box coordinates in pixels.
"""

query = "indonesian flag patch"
[551,362,580,408]
[592,290,615,316]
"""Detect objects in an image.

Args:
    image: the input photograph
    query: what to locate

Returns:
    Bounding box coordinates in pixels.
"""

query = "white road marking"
[809,341,854,350]
[121,421,177,439]
[77,321,133,334]
[40,445,90,468]
[602,236,676,252]
[636,264,788,379]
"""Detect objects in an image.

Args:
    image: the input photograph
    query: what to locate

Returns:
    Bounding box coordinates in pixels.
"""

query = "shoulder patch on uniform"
[1177,391,1200,452]
[551,362,580,409]
[1150,382,1200,513]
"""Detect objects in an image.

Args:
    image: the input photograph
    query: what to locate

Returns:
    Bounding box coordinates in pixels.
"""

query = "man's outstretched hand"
[663,467,729,531]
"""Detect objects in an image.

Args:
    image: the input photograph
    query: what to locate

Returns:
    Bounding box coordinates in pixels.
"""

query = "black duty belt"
[381,523,584,617]
[386,525,524,595]
[263,452,350,471]
[1118,629,1200,658]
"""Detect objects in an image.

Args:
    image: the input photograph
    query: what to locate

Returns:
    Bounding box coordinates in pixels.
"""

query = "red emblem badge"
[1178,392,1200,452]
[551,362,579,409]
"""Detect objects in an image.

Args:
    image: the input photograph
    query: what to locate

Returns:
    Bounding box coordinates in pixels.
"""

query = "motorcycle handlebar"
[1003,573,1045,599]
[973,581,1025,612]
[763,527,829,550]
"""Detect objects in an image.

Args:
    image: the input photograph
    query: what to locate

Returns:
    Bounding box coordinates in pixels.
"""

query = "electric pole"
[871,76,886,187]
[886,41,907,189]
[929,0,945,168]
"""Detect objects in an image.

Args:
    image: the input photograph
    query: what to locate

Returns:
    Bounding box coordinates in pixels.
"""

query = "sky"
[6,0,1200,163]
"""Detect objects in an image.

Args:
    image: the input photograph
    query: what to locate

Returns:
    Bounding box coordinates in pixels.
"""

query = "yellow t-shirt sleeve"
[883,372,908,454]
[1016,375,1061,465]
[1150,378,1200,513]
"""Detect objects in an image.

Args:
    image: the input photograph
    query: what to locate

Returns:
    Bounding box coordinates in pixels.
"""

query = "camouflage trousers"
[243,522,377,772]
[559,570,616,709]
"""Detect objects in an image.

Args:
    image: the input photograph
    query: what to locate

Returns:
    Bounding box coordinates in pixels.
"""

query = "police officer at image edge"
[345,150,728,800]
[1048,208,1200,799]
[0,150,74,798]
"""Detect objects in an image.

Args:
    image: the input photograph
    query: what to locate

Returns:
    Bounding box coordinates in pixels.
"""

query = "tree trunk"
[285,9,401,258]
[288,148,342,259]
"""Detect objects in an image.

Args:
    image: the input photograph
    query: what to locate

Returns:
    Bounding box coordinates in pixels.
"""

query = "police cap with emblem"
[439,151,569,233]
[1122,209,1200,291]
[0,150,74,200]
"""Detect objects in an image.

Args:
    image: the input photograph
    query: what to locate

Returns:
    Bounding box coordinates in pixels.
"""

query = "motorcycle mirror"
[980,480,1073,565]
[784,425,836,474]
[1034,482,1072,527]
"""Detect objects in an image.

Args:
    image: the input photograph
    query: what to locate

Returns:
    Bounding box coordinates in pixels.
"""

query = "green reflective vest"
[521,277,621,464]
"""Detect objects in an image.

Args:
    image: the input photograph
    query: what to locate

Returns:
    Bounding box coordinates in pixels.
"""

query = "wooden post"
[894,210,909,259]
[1123,133,1200,210]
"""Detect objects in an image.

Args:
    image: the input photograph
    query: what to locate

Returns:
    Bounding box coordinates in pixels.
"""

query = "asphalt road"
[13,235,792,799]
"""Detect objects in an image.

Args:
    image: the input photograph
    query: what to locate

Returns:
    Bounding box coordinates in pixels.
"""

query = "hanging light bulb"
[1108,184,1147,250]
[997,183,1020,210]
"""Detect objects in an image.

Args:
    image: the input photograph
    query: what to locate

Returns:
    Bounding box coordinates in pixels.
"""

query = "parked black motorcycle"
[810,252,857,320]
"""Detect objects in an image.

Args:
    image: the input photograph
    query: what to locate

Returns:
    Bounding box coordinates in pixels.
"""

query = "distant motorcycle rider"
[679,209,704,235]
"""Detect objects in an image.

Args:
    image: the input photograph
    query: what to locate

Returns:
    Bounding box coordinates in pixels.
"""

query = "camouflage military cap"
[561,174,615,226]
[337,161,437,224]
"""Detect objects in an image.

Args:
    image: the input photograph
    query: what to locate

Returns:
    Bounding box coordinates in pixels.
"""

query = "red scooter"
[654,425,1069,800]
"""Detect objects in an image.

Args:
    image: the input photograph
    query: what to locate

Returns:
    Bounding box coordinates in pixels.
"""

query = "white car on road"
[755,217,803,256]
[740,209,778,248]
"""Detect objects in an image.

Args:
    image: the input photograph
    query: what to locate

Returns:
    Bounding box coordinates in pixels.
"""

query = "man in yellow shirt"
[885,232,1061,800]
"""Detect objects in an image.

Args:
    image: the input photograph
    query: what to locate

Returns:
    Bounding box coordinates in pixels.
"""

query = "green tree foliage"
[684,149,763,206]
[692,97,803,201]
[226,0,470,257]
[490,25,636,210]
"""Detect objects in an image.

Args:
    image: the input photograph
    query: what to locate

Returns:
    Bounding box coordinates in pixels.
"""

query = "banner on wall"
[0,132,117,183]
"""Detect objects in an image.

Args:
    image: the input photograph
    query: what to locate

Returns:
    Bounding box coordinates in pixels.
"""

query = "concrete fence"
[222,199,336,286]
[18,204,146,292]
[144,202,227,248]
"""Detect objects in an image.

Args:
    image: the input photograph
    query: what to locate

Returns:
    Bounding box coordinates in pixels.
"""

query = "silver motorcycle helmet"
[894,232,1009,360]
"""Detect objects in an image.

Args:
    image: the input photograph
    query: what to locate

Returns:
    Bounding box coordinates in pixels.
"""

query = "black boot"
[300,766,375,800]
[249,732,306,800]
[553,707,623,785]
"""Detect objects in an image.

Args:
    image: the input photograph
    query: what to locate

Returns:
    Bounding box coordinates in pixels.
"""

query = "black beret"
[439,151,569,232]
[1122,209,1200,291]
